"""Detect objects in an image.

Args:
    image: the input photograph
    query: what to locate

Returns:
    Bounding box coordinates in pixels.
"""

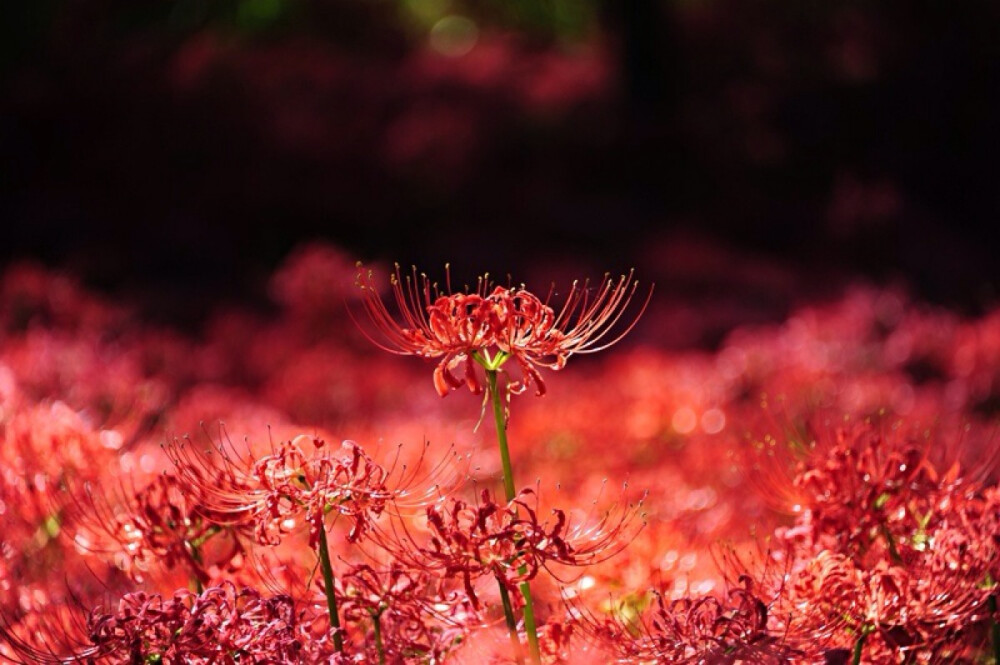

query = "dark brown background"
[2,0,997,334]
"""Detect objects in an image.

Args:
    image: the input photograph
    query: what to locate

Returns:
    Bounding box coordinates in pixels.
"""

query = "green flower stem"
[317,520,345,654]
[187,524,222,594]
[879,523,903,565]
[188,524,222,549]
[486,369,541,665]
[851,625,872,665]
[372,612,386,665]
[851,636,864,665]
[188,542,204,594]
[517,581,540,665]
[487,368,517,502]
[989,593,999,665]
[498,580,525,665]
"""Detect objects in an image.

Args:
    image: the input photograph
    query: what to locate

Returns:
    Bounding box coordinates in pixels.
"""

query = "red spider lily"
[164,433,457,552]
[165,434,393,549]
[338,561,475,662]
[0,582,304,664]
[354,264,651,397]
[737,421,1000,662]
[774,546,996,662]
[748,418,996,566]
[573,575,800,663]
[0,399,137,614]
[383,488,643,610]
[64,474,245,586]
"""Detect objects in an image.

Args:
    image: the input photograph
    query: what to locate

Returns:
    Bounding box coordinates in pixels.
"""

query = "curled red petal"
[464,356,482,394]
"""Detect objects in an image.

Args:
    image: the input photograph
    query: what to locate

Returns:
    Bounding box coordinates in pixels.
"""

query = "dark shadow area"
[1,0,997,331]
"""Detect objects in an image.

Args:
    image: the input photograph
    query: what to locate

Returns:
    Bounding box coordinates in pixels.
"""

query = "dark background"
[1,0,998,337]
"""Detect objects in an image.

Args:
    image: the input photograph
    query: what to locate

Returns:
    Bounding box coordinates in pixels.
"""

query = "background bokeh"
[1,0,998,331]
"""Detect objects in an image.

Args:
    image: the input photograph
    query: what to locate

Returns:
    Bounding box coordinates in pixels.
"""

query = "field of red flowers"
[0,243,997,664]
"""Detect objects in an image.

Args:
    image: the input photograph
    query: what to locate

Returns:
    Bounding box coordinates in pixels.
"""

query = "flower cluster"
[1,582,303,664]
[745,420,1000,661]
[576,576,799,663]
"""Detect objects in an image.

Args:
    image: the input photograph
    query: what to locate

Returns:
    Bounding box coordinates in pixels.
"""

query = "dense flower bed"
[0,244,997,663]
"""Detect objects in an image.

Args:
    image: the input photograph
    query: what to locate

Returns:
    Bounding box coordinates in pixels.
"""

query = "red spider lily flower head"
[747,416,999,569]
[773,546,998,661]
[572,575,801,663]
[165,434,394,550]
[789,493,1000,656]
[338,561,475,662]
[164,432,459,552]
[732,424,1000,661]
[354,263,652,397]
[382,487,644,610]
[63,474,246,586]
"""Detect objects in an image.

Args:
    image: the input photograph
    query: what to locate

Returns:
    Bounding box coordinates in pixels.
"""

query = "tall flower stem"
[516,581,541,664]
[851,636,864,665]
[498,581,525,665]
[486,368,541,665]
[188,543,204,594]
[487,369,517,502]
[851,625,872,665]
[187,524,221,594]
[317,520,345,654]
[989,593,999,665]
[372,612,386,665]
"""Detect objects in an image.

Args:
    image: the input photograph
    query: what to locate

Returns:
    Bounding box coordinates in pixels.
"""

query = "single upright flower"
[165,435,393,549]
[355,264,651,397]
[380,487,643,610]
